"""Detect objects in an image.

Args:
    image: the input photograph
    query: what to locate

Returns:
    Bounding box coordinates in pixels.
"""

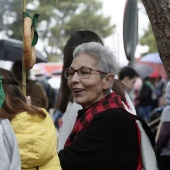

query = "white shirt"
[57,102,82,152]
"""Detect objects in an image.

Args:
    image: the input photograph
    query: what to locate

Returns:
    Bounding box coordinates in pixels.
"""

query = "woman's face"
[67,54,107,109]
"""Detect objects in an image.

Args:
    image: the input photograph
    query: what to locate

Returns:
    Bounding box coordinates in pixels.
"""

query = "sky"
[101,0,149,67]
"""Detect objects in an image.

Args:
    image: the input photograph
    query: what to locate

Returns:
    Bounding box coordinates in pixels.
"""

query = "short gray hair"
[73,42,118,75]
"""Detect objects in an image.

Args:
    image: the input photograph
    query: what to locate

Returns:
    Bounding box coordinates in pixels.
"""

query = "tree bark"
[142,0,170,80]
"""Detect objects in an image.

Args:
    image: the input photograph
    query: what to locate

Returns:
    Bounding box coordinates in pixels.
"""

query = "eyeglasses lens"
[64,66,92,79]
[79,67,91,78]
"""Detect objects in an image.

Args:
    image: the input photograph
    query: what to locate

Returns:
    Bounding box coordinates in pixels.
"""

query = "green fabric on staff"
[0,76,5,108]
[23,11,40,46]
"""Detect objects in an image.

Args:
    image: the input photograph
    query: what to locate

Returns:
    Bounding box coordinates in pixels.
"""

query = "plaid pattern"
[64,91,145,170]
[65,91,126,147]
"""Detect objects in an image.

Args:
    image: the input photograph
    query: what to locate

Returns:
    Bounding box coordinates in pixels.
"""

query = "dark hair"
[0,68,46,119]
[118,66,138,81]
[56,30,104,113]
[10,60,30,81]
[112,79,126,102]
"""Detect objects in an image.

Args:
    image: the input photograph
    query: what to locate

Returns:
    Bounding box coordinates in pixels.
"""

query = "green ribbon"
[23,11,40,46]
[0,76,5,108]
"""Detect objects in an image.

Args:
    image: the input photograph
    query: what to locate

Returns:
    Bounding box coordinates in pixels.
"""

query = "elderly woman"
[57,30,104,152]
[58,42,139,170]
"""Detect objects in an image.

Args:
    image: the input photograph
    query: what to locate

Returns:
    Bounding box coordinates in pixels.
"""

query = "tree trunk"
[142,0,170,80]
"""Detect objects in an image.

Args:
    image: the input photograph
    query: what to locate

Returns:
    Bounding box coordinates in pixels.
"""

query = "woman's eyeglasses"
[64,66,108,79]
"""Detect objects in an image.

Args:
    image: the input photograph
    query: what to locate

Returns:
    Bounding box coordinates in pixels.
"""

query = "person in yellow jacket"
[0,68,61,170]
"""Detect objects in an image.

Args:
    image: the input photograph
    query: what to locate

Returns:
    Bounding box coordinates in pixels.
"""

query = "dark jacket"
[136,80,158,109]
[59,108,138,170]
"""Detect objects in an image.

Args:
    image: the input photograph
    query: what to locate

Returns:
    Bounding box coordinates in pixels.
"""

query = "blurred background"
[0,0,167,134]
[0,0,166,89]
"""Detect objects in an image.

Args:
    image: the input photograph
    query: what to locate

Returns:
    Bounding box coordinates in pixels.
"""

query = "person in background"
[155,75,167,98]
[11,60,48,109]
[155,81,170,170]
[149,91,166,135]
[56,30,104,152]
[0,68,61,170]
[118,66,139,92]
[53,110,63,131]
[118,66,139,103]
[58,42,139,170]
[34,69,57,112]
[135,71,159,123]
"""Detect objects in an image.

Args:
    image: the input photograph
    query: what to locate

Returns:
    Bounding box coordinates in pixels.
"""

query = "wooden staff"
[22,0,26,95]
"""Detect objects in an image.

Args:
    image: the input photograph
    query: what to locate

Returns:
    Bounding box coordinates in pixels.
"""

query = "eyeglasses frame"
[64,66,108,79]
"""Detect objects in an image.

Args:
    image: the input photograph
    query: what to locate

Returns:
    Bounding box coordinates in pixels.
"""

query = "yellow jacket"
[11,109,61,170]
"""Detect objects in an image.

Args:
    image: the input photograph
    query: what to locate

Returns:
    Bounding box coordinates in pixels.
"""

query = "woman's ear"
[103,74,114,89]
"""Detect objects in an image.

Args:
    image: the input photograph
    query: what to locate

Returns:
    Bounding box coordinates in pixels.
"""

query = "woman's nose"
[70,72,80,82]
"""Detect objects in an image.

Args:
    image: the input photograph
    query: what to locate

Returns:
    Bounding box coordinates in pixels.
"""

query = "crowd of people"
[135,72,166,123]
[0,29,169,170]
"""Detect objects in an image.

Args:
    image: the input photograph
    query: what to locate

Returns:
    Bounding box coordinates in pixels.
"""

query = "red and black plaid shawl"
[65,91,127,147]
[64,91,144,170]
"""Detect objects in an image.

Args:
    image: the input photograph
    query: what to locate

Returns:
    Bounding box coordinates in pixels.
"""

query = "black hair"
[118,66,138,81]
